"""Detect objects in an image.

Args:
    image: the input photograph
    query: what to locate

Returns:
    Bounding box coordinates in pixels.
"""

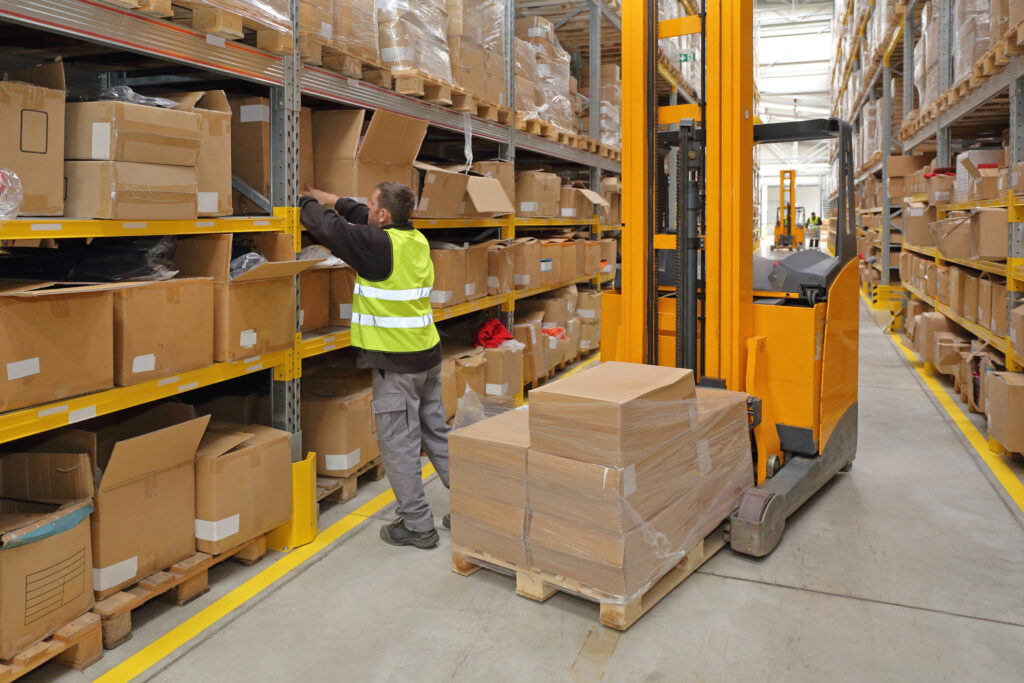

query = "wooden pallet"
[450,90,477,114]
[91,535,268,650]
[315,45,393,89]
[316,457,387,505]
[477,100,513,124]
[514,113,558,139]
[451,524,726,631]
[168,1,291,54]
[392,69,454,105]
[0,614,102,683]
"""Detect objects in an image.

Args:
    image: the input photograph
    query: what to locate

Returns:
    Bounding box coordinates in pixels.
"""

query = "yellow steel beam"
[0,215,285,240]
[658,15,701,39]
[658,103,703,125]
[653,234,677,250]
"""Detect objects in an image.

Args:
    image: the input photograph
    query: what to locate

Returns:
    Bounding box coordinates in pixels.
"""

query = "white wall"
[763,183,822,230]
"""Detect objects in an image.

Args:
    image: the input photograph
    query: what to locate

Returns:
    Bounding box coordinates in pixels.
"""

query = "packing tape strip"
[7,357,40,381]
[325,449,360,472]
[485,382,508,396]
[93,555,138,592]
[195,514,241,542]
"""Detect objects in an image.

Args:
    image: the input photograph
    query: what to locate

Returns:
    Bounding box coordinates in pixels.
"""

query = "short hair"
[374,181,416,224]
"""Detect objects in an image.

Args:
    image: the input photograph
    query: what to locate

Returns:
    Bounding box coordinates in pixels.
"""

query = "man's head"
[811,212,817,218]
[367,181,416,227]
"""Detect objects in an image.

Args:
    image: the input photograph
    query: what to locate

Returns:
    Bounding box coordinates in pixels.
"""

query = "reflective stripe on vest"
[350,227,441,353]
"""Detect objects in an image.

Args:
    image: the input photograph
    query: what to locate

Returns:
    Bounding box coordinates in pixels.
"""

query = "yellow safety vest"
[350,228,441,353]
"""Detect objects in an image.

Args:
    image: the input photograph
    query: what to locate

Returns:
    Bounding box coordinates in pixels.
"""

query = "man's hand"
[301,186,340,207]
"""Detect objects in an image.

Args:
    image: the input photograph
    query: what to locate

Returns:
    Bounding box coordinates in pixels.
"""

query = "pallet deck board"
[0,614,103,683]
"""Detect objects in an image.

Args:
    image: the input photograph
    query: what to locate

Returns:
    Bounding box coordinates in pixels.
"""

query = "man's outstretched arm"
[299,196,391,281]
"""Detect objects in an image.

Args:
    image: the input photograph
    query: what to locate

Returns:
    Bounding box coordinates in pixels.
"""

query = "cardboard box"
[329,265,356,326]
[887,176,905,199]
[924,261,938,298]
[175,234,316,361]
[1011,305,1024,357]
[460,175,514,218]
[0,63,65,215]
[972,209,1008,261]
[540,240,562,286]
[487,241,516,295]
[990,280,1008,335]
[194,423,291,554]
[312,109,428,203]
[566,316,581,354]
[196,393,264,425]
[514,321,546,383]
[978,275,994,331]
[903,203,936,246]
[513,237,541,290]
[299,267,331,332]
[935,265,950,305]
[441,347,487,419]
[472,159,515,202]
[955,150,1003,202]
[949,268,966,316]
[0,283,114,413]
[24,403,210,598]
[414,162,470,218]
[887,155,932,177]
[560,239,582,281]
[302,377,379,476]
[430,248,467,308]
[0,497,93,660]
[449,37,486,95]
[64,160,198,220]
[915,312,959,363]
[483,344,523,398]
[515,171,561,217]
[529,362,696,466]
[933,332,970,375]
[933,216,972,260]
[65,100,200,166]
[577,290,602,322]
[168,91,233,216]
[580,320,600,351]
[927,174,954,205]
[558,187,610,219]
[464,242,489,302]
[987,372,1024,452]
[113,278,214,386]
[600,238,617,276]
[518,295,570,330]
[963,273,979,322]
[231,98,314,214]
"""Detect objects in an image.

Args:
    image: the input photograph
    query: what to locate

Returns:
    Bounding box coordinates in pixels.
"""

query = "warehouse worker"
[300,182,450,550]
[807,212,822,249]
[808,212,821,228]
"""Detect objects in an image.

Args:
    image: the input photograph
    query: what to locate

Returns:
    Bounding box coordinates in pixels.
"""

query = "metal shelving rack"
[0,0,622,449]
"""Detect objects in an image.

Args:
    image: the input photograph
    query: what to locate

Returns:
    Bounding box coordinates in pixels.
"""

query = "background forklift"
[602,1,859,557]
[774,169,805,251]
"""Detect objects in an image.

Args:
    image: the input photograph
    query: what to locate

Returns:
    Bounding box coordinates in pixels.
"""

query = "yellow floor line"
[889,333,1024,513]
[96,465,437,682]
[558,351,601,380]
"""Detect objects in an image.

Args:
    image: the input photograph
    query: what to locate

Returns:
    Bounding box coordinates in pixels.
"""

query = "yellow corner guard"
[267,451,318,551]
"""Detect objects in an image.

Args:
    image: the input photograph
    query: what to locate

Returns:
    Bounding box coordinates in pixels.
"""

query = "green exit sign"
[680,52,697,63]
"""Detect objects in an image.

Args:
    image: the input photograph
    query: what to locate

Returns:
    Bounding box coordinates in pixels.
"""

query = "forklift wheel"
[840,459,854,473]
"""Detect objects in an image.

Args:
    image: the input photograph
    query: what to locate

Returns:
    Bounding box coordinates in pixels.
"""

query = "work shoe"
[380,518,439,549]
[443,514,450,530]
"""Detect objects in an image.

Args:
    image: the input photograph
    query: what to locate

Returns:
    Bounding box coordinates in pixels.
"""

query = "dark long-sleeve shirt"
[299,196,442,373]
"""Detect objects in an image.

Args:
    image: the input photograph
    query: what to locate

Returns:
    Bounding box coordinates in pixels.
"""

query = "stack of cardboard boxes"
[447,0,508,107]
[514,16,573,133]
[377,0,453,83]
[449,362,753,602]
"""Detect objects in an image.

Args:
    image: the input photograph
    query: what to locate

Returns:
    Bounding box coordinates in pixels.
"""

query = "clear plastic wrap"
[0,167,23,219]
[100,85,178,109]
[953,0,991,85]
[514,37,541,118]
[449,370,754,605]
[923,1,938,108]
[377,0,452,82]
[197,0,291,35]
[331,0,378,61]
[447,0,506,52]
[535,43,572,131]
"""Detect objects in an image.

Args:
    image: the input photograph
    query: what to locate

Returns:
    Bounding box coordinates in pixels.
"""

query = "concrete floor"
[30,304,1024,682]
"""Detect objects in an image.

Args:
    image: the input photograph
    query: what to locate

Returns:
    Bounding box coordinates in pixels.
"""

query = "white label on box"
[31,223,60,231]
[158,375,181,386]
[197,192,219,213]
[1012,328,1018,343]
[580,340,595,350]
[326,449,361,472]
[240,329,258,348]
[195,514,240,542]
[6,357,40,381]
[38,404,68,418]
[992,317,997,330]
[430,290,453,305]
[69,406,97,423]
[530,327,537,344]
[488,276,499,289]
[245,363,264,374]
[298,309,305,327]
[909,208,925,217]
[381,46,414,63]
[240,104,270,123]
[320,21,332,39]
[979,307,984,321]
[601,264,613,274]
[514,274,530,285]
[485,382,508,396]
[698,440,712,475]
[337,303,353,319]
[622,465,637,496]
[131,354,156,374]
[206,33,226,47]
[93,556,138,592]
[178,381,199,393]
[548,336,558,350]
[418,197,430,211]
[561,208,577,217]
[541,322,556,330]
[498,92,505,106]
[578,309,597,319]
[935,191,951,201]
[520,201,538,213]
[91,122,111,159]
[528,27,544,37]
[464,282,476,296]
[540,259,553,272]
[123,222,147,230]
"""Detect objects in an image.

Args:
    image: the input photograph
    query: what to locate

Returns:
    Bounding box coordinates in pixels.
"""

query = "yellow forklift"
[601,0,858,556]
[774,169,804,250]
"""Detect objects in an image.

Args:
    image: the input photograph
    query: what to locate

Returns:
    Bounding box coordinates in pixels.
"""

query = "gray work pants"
[371,364,451,532]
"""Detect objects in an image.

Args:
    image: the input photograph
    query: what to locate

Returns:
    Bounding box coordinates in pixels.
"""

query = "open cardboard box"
[175,233,318,361]
[414,162,514,218]
[559,187,609,219]
[167,90,233,216]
